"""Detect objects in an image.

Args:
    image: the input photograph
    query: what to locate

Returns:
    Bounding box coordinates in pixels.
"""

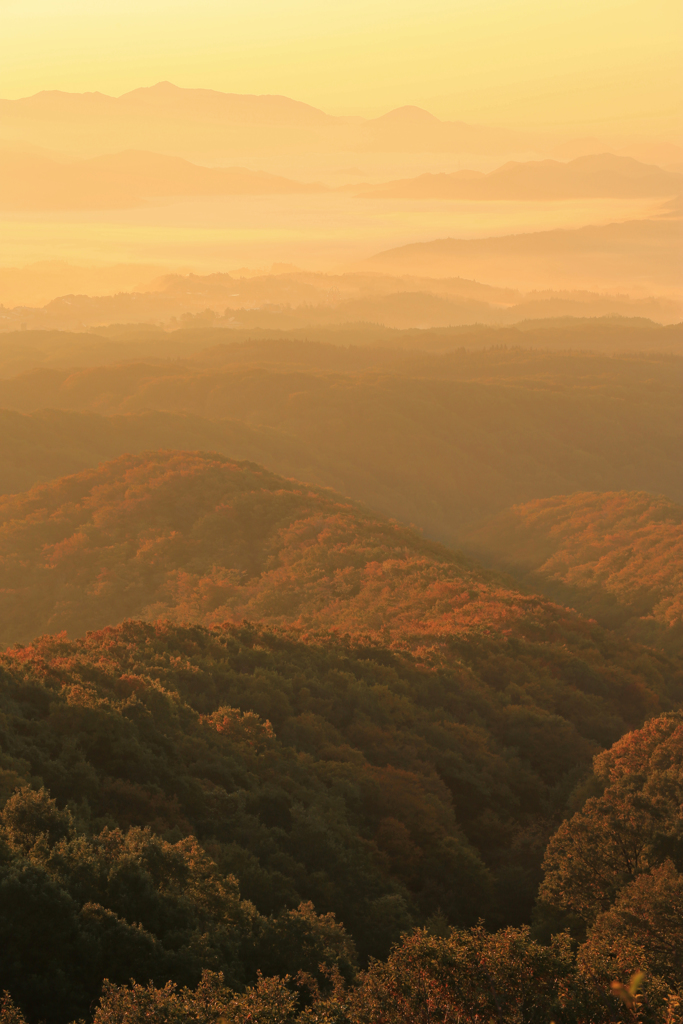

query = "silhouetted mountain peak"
[0,83,337,126]
[371,105,443,126]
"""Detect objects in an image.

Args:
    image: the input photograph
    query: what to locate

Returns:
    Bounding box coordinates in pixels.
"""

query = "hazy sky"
[1,0,681,136]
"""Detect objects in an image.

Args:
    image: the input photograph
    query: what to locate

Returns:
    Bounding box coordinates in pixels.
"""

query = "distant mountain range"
[1,83,680,173]
[0,83,576,160]
[0,263,680,330]
[360,217,682,291]
[1,143,678,211]
[0,82,339,127]
[351,104,539,155]
[0,148,326,210]
[354,154,682,200]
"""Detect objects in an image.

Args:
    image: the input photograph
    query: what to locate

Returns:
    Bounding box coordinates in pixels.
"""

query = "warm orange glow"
[1,0,681,138]
[0,0,680,317]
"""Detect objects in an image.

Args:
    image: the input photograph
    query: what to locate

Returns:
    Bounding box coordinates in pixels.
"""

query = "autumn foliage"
[467,490,683,652]
[0,615,681,1022]
[0,453,681,1023]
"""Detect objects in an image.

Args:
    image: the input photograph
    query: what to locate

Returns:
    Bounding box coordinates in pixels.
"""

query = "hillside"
[0,450,680,705]
[1,538,680,915]
[0,395,681,1024]
[2,622,679,1023]
[0,450,681,1019]
[465,491,683,652]
[0,625,679,1012]
[356,154,683,200]
[0,449,620,644]
[0,347,680,544]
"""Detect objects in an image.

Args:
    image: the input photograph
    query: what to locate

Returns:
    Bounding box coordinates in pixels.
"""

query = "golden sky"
[1,0,681,137]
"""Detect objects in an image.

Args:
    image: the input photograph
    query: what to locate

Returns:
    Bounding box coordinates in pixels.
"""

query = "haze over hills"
[1,143,676,212]
[4,147,678,213]
[1,319,681,377]
[1,261,680,331]
[352,104,541,156]
[6,259,678,323]
[0,84,547,163]
[2,84,679,169]
[360,217,682,292]
[2,0,683,1011]
[0,149,327,211]
[0,261,172,308]
[1,317,682,383]
[2,83,676,286]
[355,154,682,200]
[0,339,680,547]
[0,408,298,496]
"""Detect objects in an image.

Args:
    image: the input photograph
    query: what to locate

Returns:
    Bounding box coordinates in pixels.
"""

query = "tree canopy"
[466,490,683,653]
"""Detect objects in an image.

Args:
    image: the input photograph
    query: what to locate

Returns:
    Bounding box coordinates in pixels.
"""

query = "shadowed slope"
[0,407,318,496]
[0,350,680,544]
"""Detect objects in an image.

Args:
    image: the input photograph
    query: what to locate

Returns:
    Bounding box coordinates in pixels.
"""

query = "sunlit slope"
[0,349,680,541]
[0,449,564,643]
[465,491,683,652]
[0,449,681,721]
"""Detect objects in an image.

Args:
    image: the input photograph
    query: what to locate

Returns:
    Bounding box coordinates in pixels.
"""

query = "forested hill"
[2,448,680,762]
[465,491,683,653]
[1,450,679,674]
[1,453,682,1023]
[0,622,681,1023]
[0,619,679,1021]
